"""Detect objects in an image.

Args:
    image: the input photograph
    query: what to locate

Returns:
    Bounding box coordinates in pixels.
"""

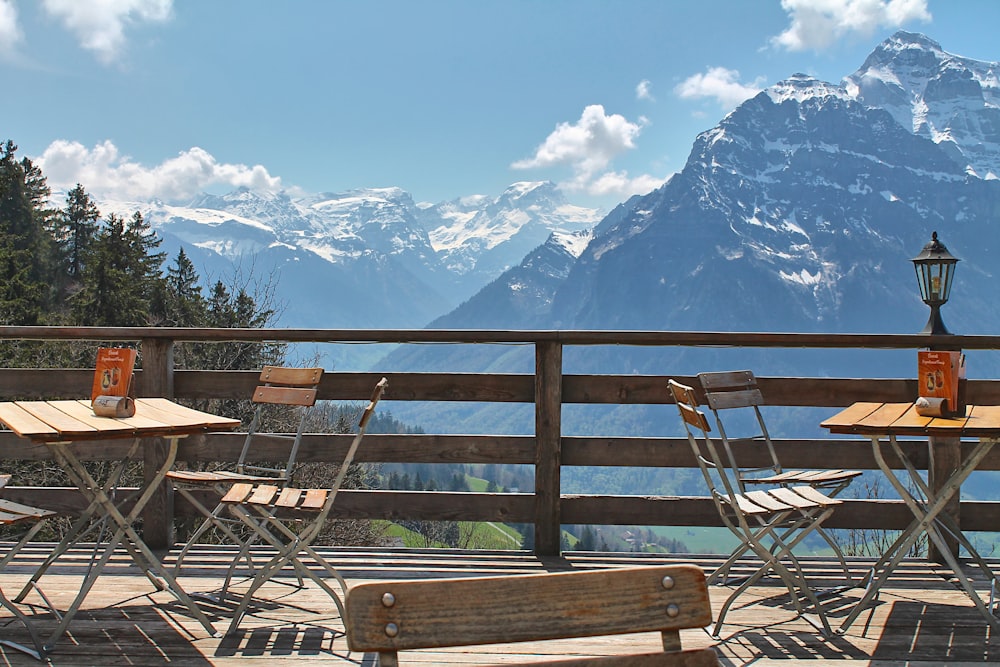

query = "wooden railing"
[2,326,1000,556]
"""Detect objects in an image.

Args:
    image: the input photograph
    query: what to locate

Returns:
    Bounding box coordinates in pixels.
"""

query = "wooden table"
[822,401,1000,632]
[0,398,240,658]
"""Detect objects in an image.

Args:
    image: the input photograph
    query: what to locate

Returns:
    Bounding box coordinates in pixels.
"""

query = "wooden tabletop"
[822,402,1000,438]
[0,398,240,443]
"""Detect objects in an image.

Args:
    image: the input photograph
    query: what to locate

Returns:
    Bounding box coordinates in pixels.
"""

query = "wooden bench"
[344,564,719,666]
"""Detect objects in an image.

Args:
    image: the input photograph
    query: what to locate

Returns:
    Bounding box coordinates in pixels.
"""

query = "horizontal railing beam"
[0,325,999,349]
[5,485,999,533]
[8,431,1000,472]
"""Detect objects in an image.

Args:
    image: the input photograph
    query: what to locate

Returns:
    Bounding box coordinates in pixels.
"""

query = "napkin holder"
[92,395,135,418]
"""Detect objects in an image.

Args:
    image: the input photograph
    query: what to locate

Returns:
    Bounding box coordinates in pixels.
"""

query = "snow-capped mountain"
[513,31,1000,343]
[414,181,601,300]
[845,32,1000,179]
[427,228,594,330]
[99,181,601,336]
[382,32,1000,433]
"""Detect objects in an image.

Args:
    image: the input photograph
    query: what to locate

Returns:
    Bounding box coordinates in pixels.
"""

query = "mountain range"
[100,31,1000,435]
[450,31,1000,338]
[378,31,1000,435]
[99,181,601,337]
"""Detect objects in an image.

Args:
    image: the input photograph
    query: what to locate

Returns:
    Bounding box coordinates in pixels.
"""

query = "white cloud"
[0,0,23,55]
[35,140,283,202]
[512,104,665,198]
[675,67,765,109]
[772,0,931,52]
[636,79,654,101]
[42,0,173,64]
[585,170,667,199]
[513,105,643,173]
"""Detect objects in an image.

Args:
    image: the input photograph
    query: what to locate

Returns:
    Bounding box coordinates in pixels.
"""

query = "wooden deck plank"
[2,545,1000,665]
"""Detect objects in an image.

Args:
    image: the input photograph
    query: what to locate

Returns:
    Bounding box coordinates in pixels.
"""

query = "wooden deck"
[2,544,999,665]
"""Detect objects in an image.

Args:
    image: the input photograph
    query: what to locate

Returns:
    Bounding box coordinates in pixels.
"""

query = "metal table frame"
[0,398,239,659]
[822,402,1000,633]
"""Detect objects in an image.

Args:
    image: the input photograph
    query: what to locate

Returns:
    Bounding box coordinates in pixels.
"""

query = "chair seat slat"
[302,488,327,510]
[221,482,255,503]
[247,484,279,505]
[276,487,303,508]
[785,485,842,507]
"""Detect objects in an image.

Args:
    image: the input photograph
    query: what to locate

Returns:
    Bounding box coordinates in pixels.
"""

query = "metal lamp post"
[911,231,959,335]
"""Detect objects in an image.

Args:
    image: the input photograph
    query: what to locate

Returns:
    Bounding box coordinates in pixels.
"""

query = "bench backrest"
[345,564,719,666]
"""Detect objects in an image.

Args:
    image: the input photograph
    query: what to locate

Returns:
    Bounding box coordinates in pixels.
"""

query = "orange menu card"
[90,347,137,402]
[917,349,965,412]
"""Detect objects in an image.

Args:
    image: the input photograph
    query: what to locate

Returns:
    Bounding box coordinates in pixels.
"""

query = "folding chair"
[0,474,59,661]
[696,370,860,582]
[345,564,720,667]
[219,377,387,635]
[669,379,839,637]
[167,365,323,591]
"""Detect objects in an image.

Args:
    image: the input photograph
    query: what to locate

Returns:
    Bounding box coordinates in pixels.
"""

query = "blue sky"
[3,0,998,211]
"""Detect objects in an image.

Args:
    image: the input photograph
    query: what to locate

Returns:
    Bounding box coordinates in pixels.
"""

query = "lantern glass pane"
[914,263,931,302]
[914,260,955,305]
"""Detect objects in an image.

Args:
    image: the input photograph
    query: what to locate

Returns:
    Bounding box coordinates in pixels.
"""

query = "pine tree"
[182,279,284,372]
[162,248,205,327]
[0,141,57,323]
[52,184,100,284]
[578,525,596,551]
[71,212,167,326]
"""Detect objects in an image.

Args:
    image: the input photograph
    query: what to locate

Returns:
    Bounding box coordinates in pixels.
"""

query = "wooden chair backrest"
[237,366,324,478]
[251,365,323,407]
[345,564,719,667]
[669,380,711,433]
[698,370,764,410]
[696,370,782,482]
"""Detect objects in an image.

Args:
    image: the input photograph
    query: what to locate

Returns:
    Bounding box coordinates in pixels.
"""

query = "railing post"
[534,340,563,556]
[928,434,961,562]
[139,337,175,550]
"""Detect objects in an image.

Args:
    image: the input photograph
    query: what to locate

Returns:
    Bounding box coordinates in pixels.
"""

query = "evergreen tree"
[162,248,205,327]
[177,279,284,374]
[0,236,45,325]
[0,140,56,323]
[51,184,100,285]
[71,212,167,326]
[578,525,596,551]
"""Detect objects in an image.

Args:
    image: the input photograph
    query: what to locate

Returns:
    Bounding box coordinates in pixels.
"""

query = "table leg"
[839,435,961,632]
[14,440,142,603]
[840,435,1000,632]
[27,437,220,654]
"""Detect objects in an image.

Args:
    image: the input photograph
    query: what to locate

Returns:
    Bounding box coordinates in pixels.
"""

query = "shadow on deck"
[1,545,999,666]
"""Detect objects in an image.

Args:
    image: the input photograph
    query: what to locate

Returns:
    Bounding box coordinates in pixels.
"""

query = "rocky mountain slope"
[382,31,1000,433]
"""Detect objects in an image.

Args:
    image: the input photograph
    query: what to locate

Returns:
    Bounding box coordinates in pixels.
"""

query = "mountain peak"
[503,181,553,197]
[884,30,943,54]
[767,73,848,104]
[844,31,1000,177]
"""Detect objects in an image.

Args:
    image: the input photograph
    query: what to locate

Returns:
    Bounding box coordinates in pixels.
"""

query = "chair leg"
[714,510,835,638]
[221,505,348,634]
[217,508,307,596]
[815,525,852,581]
[0,520,54,661]
[0,587,49,661]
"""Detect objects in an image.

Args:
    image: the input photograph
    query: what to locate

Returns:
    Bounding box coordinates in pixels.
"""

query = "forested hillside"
[0,140,283,372]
